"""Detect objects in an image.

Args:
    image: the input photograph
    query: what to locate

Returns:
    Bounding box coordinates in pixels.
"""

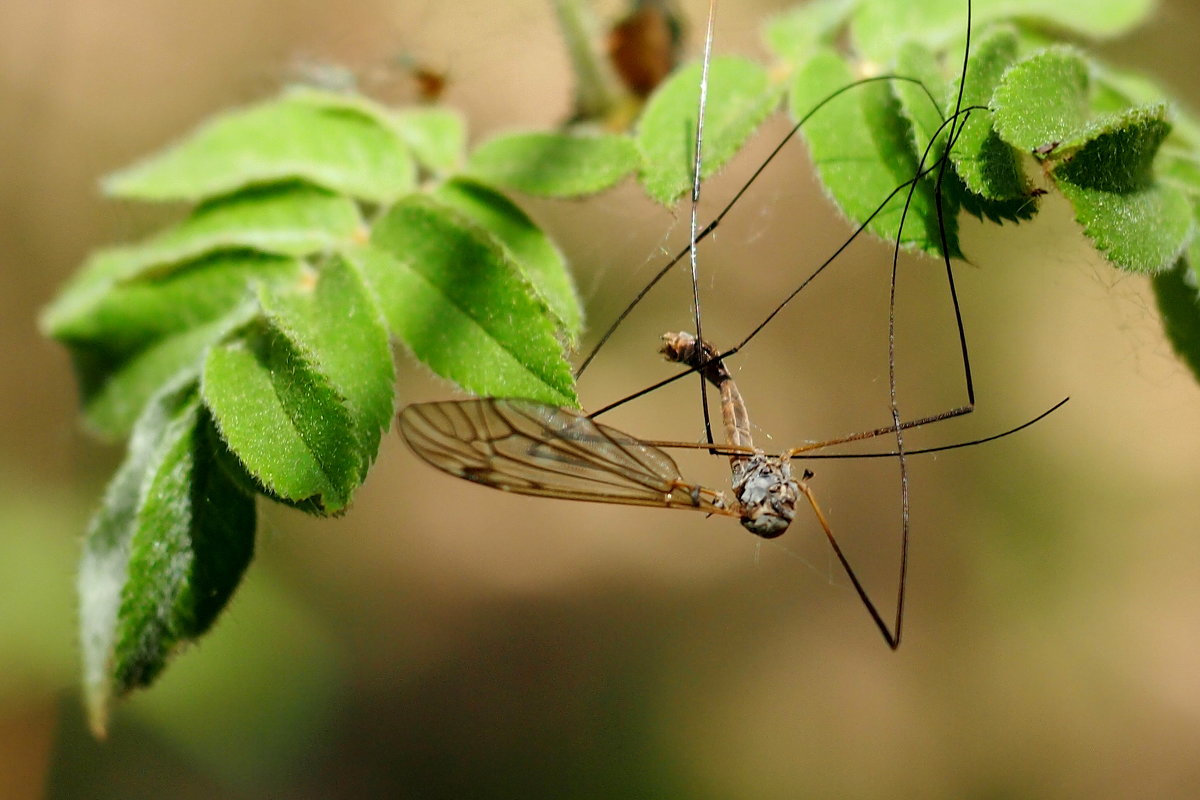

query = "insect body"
[659,330,799,538]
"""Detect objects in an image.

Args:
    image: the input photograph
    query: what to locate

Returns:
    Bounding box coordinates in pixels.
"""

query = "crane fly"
[398,329,1064,649]
[397,0,1065,648]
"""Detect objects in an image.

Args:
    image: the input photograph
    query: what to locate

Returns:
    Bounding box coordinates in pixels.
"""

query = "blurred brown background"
[3,0,1200,797]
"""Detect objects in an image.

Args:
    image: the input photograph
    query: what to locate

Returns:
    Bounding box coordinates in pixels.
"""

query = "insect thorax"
[732,452,800,539]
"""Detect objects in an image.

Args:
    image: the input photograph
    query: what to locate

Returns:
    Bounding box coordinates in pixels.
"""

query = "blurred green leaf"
[1093,61,1200,149]
[893,40,947,154]
[433,177,583,343]
[763,0,858,65]
[850,0,1154,64]
[42,248,142,338]
[42,251,300,356]
[79,387,255,736]
[1153,258,1200,384]
[81,305,256,438]
[850,0,964,62]
[44,251,301,438]
[1160,149,1200,198]
[467,131,638,197]
[104,92,415,203]
[395,107,466,175]
[637,56,780,205]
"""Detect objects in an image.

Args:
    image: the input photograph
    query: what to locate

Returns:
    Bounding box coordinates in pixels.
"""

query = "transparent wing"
[397,398,736,516]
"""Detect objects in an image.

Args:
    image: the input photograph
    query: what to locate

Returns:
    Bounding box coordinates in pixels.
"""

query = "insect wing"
[397,398,733,515]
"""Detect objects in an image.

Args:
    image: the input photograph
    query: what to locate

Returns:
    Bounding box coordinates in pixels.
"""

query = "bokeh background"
[4,0,1200,797]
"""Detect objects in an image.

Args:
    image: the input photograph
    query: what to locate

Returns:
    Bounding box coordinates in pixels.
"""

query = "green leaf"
[43,251,303,358]
[636,56,780,205]
[947,26,1028,202]
[123,184,362,268]
[850,0,964,63]
[890,39,1033,233]
[466,131,638,198]
[361,196,577,405]
[281,85,403,129]
[1190,220,1200,285]
[79,387,255,736]
[1054,105,1172,192]
[947,168,1039,225]
[1092,61,1200,150]
[38,185,353,358]
[103,93,415,203]
[790,49,954,255]
[1058,179,1192,273]
[351,244,578,406]
[990,48,1193,272]
[1092,62,1167,116]
[1153,258,1200,384]
[201,319,363,513]
[763,0,858,66]
[1091,63,1200,202]
[850,0,1155,64]
[1053,105,1193,273]
[82,305,256,438]
[80,388,183,733]
[258,257,395,481]
[395,107,466,175]
[893,40,948,154]
[1006,0,1154,38]
[433,177,583,343]
[43,250,299,438]
[991,46,1091,153]
[42,248,145,344]
[1160,149,1200,198]
[115,410,254,687]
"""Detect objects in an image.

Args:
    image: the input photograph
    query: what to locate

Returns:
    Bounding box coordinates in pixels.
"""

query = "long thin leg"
[877,0,975,649]
[688,0,719,447]
[784,404,973,458]
[798,480,899,649]
[635,395,1064,458]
